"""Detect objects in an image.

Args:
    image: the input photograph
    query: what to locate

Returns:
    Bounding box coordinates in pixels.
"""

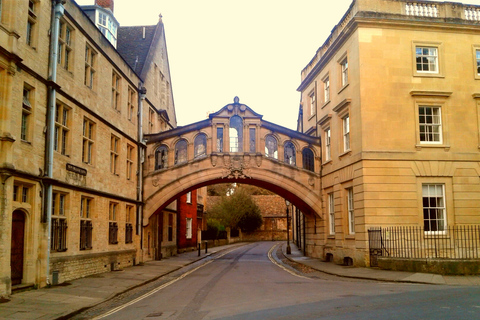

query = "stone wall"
[377,257,480,275]
[50,249,136,285]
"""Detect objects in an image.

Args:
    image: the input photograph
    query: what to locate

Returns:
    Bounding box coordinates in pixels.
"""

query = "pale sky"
[75,0,480,130]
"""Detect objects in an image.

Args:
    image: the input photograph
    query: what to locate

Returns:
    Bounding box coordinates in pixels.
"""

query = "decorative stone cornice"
[410,90,452,97]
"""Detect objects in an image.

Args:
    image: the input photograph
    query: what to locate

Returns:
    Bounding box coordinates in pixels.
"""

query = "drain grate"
[146,312,163,317]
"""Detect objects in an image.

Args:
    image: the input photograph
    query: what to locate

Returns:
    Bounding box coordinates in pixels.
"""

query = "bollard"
[198,243,201,257]
[205,241,208,254]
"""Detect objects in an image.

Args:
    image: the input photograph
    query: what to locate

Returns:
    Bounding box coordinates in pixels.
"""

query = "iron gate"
[368,228,384,267]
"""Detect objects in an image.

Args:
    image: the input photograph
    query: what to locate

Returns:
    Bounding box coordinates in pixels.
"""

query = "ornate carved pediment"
[222,155,251,179]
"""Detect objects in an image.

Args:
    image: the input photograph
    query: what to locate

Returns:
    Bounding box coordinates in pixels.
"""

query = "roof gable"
[117,25,157,75]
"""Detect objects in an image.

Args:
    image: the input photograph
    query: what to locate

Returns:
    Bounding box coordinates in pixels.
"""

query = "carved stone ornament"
[243,154,251,167]
[255,153,262,167]
[66,172,86,187]
[223,154,231,167]
[152,176,160,187]
[211,153,218,167]
[308,177,315,186]
[222,155,251,179]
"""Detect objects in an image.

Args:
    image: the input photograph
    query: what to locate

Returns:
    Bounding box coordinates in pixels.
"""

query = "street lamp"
[285,199,291,254]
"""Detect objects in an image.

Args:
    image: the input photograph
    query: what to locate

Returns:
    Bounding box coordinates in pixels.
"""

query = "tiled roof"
[117,25,158,75]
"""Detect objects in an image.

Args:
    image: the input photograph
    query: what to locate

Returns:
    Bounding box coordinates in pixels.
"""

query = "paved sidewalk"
[0,244,238,320]
[282,243,480,286]
[1,242,479,320]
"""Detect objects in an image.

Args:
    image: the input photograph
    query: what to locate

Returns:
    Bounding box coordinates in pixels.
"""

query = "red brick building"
[177,190,199,252]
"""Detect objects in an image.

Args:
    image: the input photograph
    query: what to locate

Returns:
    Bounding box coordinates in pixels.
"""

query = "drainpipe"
[137,86,147,261]
[44,0,65,286]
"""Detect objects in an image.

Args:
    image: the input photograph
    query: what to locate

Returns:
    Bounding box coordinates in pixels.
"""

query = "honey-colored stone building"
[297,0,480,266]
[0,0,176,296]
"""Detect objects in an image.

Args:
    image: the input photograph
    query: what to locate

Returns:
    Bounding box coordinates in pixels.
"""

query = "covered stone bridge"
[143,98,322,225]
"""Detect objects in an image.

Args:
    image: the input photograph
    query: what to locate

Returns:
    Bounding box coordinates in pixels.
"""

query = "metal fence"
[369,225,480,263]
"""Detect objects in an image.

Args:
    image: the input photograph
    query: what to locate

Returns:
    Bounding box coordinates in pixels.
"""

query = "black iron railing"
[369,225,480,261]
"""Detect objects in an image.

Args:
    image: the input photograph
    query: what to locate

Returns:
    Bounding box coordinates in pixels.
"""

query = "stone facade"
[142,101,322,227]
[0,0,176,296]
[297,0,480,266]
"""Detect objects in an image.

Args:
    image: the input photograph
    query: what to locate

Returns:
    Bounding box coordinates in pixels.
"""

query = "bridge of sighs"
[142,98,322,225]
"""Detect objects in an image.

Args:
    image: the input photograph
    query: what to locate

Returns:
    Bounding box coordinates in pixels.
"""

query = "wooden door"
[11,211,25,286]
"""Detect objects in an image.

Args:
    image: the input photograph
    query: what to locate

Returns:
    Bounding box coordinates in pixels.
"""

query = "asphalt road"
[72,242,480,320]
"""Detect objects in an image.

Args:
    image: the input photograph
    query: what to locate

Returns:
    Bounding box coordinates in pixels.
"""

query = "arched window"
[229,115,243,152]
[174,139,188,165]
[265,135,278,159]
[155,145,168,170]
[284,141,296,165]
[194,133,207,158]
[302,148,314,172]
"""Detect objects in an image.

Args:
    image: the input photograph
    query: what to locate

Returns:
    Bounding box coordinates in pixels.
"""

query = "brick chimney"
[95,0,114,13]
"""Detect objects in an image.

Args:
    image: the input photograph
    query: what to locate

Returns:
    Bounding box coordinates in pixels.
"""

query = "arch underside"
[143,155,322,225]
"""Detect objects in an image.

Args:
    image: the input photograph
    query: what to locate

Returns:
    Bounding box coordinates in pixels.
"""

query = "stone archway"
[143,100,322,226]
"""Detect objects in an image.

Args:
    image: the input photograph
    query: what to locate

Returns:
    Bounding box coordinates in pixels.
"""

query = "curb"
[279,243,440,286]
[54,244,245,320]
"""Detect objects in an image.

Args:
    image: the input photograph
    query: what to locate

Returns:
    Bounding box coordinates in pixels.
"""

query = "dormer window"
[96,10,118,47]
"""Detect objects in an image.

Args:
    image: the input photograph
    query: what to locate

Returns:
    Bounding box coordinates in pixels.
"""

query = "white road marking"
[267,243,311,280]
[91,246,242,320]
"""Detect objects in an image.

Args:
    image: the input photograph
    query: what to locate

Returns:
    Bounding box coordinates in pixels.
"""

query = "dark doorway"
[11,210,26,285]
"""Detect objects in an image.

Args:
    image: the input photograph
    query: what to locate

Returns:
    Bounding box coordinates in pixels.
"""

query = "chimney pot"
[95,0,114,13]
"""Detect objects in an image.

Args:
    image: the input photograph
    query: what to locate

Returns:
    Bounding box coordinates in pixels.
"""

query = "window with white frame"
[343,115,350,151]
[325,128,331,161]
[347,188,354,235]
[328,193,335,235]
[340,57,348,86]
[186,191,192,204]
[97,11,117,47]
[422,184,446,232]
[415,46,438,73]
[309,90,315,116]
[323,76,330,103]
[186,218,192,239]
[419,106,442,143]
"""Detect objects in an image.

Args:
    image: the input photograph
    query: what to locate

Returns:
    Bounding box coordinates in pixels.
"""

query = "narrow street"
[71,242,480,320]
